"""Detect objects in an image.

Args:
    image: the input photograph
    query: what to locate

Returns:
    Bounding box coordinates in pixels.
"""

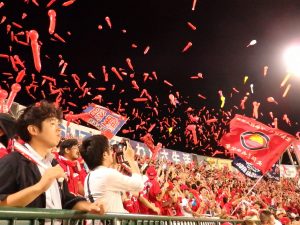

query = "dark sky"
[1,0,300,158]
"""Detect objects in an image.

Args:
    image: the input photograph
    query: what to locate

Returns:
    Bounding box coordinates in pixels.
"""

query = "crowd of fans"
[53,140,300,222]
[0,101,300,225]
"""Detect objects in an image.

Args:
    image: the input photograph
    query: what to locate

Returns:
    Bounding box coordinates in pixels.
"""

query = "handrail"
[0,207,245,223]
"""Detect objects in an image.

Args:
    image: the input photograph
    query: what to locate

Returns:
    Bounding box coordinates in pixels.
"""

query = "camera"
[112,140,127,164]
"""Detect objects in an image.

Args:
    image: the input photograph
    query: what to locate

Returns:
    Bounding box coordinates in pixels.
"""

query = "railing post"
[113,217,119,225]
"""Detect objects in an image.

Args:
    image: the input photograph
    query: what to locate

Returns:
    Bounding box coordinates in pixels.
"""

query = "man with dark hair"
[260,210,276,225]
[56,138,86,196]
[0,101,104,214]
[0,113,17,158]
[80,134,144,213]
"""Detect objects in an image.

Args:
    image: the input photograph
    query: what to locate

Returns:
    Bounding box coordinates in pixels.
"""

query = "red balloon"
[0,89,8,100]
[11,83,21,92]
[6,83,21,111]
[48,9,56,34]
[29,30,41,72]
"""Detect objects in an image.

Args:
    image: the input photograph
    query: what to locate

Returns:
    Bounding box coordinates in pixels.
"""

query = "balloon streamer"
[29,30,41,72]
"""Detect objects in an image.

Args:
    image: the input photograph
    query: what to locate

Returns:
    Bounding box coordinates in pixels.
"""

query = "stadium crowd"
[55,147,300,225]
[0,102,300,225]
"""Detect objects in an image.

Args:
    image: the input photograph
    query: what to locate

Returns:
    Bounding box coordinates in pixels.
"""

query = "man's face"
[269,215,276,225]
[253,203,260,210]
[34,117,61,148]
[201,188,207,195]
[66,145,80,160]
[184,190,189,196]
[277,213,284,219]
[105,147,115,167]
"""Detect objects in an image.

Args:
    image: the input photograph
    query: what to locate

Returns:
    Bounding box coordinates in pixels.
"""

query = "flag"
[221,114,294,174]
[232,155,262,179]
[232,156,280,181]
[82,104,127,139]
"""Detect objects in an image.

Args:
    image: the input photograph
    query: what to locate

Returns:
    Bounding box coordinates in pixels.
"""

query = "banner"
[16,103,296,167]
[221,114,294,173]
[232,156,280,181]
[82,104,128,139]
[59,119,194,164]
[280,165,297,178]
[232,156,262,179]
[203,157,232,170]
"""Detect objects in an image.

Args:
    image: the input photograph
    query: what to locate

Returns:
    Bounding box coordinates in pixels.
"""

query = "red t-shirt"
[165,203,184,216]
[131,195,140,213]
[139,178,162,214]
[260,195,271,205]
[123,199,135,213]
[55,154,86,195]
[223,202,233,215]
[161,193,172,215]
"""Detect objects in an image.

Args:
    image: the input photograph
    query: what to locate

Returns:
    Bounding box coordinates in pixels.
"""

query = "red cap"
[146,166,157,179]
[280,217,291,225]
[167,181,174,190]
[180,184,189,191]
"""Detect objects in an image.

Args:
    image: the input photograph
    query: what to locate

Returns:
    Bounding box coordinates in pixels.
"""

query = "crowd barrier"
[0,207,247,225]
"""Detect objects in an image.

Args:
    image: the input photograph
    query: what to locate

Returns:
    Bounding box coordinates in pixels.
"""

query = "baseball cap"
[280,217,291,225]
[180,184,189,191]
[167,181,174,190]
[146,166,157,179]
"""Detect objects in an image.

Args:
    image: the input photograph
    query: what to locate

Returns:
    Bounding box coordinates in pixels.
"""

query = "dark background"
[1,0,300,160]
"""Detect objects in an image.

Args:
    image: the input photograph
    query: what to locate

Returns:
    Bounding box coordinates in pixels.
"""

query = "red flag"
[221,114,294,174]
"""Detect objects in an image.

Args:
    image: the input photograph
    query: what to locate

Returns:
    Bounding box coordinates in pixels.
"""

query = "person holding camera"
[80,134,144,213]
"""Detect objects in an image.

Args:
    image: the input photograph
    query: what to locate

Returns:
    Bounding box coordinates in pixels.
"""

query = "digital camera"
[112,141,127,164]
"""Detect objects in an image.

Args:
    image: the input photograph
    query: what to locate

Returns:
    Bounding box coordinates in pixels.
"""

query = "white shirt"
[180,198,193,217]
[84,166,144,213]
[24,143,62,210]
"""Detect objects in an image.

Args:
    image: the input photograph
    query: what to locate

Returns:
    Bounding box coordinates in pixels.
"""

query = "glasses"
[70,145,79,150]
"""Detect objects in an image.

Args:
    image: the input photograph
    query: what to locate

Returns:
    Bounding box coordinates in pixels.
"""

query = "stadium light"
[283,45,300,77]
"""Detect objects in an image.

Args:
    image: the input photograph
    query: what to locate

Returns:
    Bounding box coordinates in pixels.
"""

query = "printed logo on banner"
[240,131,270,150]
[83,104,128,138]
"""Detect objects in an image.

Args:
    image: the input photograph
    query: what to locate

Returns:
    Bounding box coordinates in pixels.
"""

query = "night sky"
[1,0,300,159]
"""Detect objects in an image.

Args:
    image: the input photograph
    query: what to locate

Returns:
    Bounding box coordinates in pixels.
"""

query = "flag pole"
[286,145,295,165]
[231,174,264,215]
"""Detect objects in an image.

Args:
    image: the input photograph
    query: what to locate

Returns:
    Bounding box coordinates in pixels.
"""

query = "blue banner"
[232,155,280,181]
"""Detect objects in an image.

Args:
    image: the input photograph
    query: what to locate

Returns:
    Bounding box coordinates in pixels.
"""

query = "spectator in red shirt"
[161,181,175,215]
[56,138,86,196]
[139,166,162,215]
[166,191,184,216]
[122,191,140,214]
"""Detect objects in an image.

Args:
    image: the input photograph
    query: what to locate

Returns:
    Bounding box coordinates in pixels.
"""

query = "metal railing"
[0,207,245,225]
